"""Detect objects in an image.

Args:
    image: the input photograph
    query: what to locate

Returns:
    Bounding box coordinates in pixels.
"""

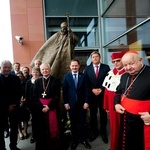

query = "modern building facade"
[10,0,150,68]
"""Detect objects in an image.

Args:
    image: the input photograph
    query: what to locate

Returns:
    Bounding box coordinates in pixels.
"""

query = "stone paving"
[5,116,110,150]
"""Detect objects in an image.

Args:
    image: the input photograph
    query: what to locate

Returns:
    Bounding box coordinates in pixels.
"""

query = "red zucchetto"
[111,52,126,60]
[125,50,138,54]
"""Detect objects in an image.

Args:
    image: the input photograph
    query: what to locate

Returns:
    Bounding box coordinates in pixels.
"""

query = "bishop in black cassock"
[33,63,61,150]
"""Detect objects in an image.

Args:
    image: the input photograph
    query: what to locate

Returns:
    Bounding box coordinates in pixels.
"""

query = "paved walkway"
[5,118,110,150]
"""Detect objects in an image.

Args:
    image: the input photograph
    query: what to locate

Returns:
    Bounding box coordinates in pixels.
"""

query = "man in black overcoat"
[0,60,22,150]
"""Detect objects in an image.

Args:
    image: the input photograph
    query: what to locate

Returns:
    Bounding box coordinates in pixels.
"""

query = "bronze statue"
[30,21,78,80]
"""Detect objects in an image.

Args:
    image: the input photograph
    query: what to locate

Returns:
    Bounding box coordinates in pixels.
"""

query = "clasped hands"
[20,98,25,107]
[42,105,50,113]
[115,104,150,125]
[64,103,89,110]
[92,88,102,96]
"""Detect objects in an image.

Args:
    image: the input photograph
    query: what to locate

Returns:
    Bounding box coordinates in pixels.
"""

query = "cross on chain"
[42,91,47,98]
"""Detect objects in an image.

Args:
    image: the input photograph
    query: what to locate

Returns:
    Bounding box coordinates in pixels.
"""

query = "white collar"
[93,63,100,67]
[43,75,50,80]
[72,72,78,75]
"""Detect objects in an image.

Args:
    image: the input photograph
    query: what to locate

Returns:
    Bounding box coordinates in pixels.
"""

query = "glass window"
[102,0,150,44]
[104,20,150,65]
[102,0,150,18]
[44,0,98,16]
[101,0,114,13]
[45,17,99,47]
[44,0,99,48]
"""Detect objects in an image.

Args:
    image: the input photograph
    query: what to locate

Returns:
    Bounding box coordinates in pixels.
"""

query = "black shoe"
[89,134,98,142]
[24,133,29,139]
[4,131,9,138]
[81,140,91,149]
[10,146,21,150]
[30,137,36,143]
[71,142,78,150]
[101,134,108,144]
[19,135,24,140]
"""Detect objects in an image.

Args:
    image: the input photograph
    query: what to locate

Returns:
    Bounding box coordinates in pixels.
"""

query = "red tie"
[95,66,99,78]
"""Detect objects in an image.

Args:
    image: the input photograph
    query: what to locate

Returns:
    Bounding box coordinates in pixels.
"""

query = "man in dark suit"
[11,62,21,75]
[84,51,110,143]
[0,60,22,150]
[63,59,91,150]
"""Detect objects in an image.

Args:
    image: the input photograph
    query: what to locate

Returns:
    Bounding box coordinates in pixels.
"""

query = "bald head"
[60,22,68,28]
[122,52,143,75]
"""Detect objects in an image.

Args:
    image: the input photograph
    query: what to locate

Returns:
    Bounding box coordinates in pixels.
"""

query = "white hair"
[40,63,51,69]
[0,60,12,68]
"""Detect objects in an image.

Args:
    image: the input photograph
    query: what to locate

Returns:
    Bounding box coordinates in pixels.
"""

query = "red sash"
[121,97,150,150]
[40,98,59,139]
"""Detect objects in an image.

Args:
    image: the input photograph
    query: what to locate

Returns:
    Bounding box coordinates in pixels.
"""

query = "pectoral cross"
[42,91,47,98]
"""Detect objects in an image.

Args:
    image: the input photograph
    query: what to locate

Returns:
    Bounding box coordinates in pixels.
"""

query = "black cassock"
[0,74,22,149]
[114,65,150,150]
[33,76,61,150]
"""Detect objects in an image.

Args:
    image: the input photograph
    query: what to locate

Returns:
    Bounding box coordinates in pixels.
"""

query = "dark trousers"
[69,103,87,142]
[30,106,37,139]
[89,98,107,136]
[8,109,19,148]
[4,118,9,133]
[0,114,7,150]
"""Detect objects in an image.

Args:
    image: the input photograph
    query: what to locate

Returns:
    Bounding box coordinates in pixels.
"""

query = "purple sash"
[40,98,59,139]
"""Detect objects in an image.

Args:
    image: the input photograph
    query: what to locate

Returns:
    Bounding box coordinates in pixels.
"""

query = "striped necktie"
[73,74,78,88]
[95,66,99,78]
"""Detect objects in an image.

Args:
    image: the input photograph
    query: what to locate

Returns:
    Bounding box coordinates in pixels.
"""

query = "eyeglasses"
[112,59,121,63]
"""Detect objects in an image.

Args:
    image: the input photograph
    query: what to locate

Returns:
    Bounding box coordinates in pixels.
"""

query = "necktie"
[95,66,99,78]
[73,74,78,88]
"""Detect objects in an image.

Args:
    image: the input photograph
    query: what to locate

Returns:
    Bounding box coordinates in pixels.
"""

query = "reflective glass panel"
[44,0,98,16]
[45,17,99,47]
[105,20,150,65]
[101,0,114,13]
[103,0,150,43]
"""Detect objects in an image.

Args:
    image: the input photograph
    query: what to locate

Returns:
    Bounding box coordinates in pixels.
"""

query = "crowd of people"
[0,51,150,150]
[1,50,150,150]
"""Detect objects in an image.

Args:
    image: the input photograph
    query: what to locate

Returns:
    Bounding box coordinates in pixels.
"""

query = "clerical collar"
[43,75,50,80]
[1,73,10,77]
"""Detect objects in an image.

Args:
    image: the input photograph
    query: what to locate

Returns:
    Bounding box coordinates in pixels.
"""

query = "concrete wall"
[10,0,45,69]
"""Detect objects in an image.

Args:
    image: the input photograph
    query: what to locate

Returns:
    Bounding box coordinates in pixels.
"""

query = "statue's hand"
[67,27,71,33]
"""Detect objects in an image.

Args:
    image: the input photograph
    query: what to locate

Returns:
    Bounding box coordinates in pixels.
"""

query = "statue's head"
[60,22,68,35]
[60,22,68,28]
